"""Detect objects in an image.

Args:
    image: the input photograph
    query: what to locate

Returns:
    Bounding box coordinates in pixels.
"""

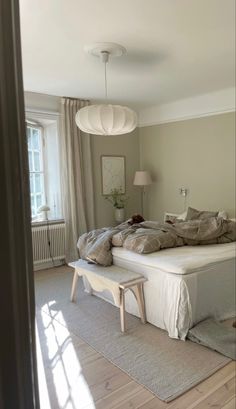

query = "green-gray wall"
[25,92,235,225]
[139,112,235,220]
[91,129,141,228]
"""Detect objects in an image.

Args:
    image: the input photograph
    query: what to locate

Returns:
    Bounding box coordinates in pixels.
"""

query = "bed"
[79,211,236,339]
[111,243,236,339]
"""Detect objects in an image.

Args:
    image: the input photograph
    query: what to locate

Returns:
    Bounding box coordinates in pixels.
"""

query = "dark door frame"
[0,0,39,408]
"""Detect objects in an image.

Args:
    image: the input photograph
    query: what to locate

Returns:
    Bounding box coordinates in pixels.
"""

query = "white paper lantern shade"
[75,104,137,136]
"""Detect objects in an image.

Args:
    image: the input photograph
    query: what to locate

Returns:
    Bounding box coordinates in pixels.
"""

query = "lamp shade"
[37,205,50,221]
[37,205,50,213]
[133,171,152,186]
[75,104,137,136]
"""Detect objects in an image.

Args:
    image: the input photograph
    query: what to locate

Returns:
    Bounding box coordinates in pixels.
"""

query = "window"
[27,125,45,218]
[26,113,62,222]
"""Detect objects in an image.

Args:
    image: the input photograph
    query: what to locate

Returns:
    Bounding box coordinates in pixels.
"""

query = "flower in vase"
[105,188,128,209]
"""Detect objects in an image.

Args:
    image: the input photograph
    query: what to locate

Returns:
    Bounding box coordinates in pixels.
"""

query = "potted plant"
[105,188,128,222]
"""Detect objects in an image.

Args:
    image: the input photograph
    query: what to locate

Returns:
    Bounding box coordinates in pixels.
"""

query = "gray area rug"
[35,269,231,402]
[188,318,236,360]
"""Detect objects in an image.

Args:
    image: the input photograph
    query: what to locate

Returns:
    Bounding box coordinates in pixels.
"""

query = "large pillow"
[186,207,218,220]
[164,211,187,223]
[177,210,187,220]
[218,210,228,220]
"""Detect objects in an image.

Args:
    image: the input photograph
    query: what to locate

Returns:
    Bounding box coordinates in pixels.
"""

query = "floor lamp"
[133,171,152,216]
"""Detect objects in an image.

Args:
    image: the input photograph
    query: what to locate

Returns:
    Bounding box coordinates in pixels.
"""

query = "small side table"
[69,259,147,333]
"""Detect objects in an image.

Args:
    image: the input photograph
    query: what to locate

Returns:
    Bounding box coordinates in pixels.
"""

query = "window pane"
[35,173,42,193]
[34,152,40,171]
[27,124,46,219]
[36,194,42,210]
[27,127,32,149]
[30,174,34,194]
[32,129,39,150]
[28,151,33,172]
[31,195,35,217]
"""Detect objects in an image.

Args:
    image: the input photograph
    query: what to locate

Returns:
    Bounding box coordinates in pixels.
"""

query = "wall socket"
[179,188,188,197]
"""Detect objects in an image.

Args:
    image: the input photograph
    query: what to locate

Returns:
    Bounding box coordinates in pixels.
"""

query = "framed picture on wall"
[101,155,126,195]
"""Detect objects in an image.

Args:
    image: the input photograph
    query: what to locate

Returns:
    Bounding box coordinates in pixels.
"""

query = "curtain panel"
[60,97,95,262]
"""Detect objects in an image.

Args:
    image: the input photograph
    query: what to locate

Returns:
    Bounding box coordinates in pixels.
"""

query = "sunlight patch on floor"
[37,302,96,409]
[36,323,51,409]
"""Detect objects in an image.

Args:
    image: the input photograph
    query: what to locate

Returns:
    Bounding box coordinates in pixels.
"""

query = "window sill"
[31,218,65,227]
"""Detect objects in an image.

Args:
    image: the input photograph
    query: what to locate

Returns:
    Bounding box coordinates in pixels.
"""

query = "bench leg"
[131,284,146,324]
[120,289,126,332]
[139,283,146,324]
[70,270,79,302]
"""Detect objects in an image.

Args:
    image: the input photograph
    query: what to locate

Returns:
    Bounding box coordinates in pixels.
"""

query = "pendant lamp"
[75,42,137,136]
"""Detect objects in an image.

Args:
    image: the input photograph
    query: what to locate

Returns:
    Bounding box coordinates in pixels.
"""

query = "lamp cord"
[46,218,55,267]
[184,194,187,211]
[141,187,144,216]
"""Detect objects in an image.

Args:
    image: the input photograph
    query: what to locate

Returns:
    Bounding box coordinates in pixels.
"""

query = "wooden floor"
[43,335,235,409]
[36,267,236,409]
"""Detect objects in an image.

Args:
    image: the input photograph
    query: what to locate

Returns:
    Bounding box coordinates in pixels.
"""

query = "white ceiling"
[20,0,235,110]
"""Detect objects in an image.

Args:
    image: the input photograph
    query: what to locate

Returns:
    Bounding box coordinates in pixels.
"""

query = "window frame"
[25,110,62,223]
[27,123,46,219]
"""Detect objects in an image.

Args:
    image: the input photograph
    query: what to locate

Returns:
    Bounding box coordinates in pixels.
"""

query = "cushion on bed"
[177,210,187,220]
[164,211,187,223]
[218,210,228,219]
[165,209,227,223]
[186,207,218,220]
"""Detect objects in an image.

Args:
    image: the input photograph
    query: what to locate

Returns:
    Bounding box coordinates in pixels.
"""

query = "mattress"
[112,242,236,275]
[111,243,236,339]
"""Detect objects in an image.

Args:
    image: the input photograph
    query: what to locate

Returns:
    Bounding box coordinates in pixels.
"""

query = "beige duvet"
[77,218,236,266]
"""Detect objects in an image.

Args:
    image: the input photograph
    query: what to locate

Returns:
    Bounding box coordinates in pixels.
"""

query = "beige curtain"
[60,97,95,262]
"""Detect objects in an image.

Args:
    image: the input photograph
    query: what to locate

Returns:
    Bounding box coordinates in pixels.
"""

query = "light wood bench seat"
[69,259,147,332]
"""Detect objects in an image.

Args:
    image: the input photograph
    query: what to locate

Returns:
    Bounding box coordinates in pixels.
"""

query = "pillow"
[177,210,187,221]
[186,207,218,220]
[164,213,180,223]
[164,211,187,223]
[218,210,228,220]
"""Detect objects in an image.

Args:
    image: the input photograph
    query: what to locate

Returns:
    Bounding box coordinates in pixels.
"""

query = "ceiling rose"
[75,42,137,136]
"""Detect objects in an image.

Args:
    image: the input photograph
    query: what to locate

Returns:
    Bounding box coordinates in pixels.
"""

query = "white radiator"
[31,222,66,270]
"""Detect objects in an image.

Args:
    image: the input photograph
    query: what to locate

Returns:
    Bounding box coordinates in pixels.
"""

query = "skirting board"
[34,259,65,271]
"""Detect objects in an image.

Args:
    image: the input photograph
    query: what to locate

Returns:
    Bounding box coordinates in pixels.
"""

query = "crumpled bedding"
[77,218,236,266]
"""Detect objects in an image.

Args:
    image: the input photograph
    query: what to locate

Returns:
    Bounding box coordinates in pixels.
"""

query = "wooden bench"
[69,259,147,332]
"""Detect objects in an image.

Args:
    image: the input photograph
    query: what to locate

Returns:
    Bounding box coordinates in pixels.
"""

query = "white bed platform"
[111,243,236,339]
[83,242,235,339]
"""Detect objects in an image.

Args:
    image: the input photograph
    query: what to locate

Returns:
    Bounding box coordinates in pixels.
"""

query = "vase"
[114,208,125,223]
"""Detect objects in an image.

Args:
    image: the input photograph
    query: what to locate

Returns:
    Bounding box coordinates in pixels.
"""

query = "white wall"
[138,87,236,127]
[24,91,60,112]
